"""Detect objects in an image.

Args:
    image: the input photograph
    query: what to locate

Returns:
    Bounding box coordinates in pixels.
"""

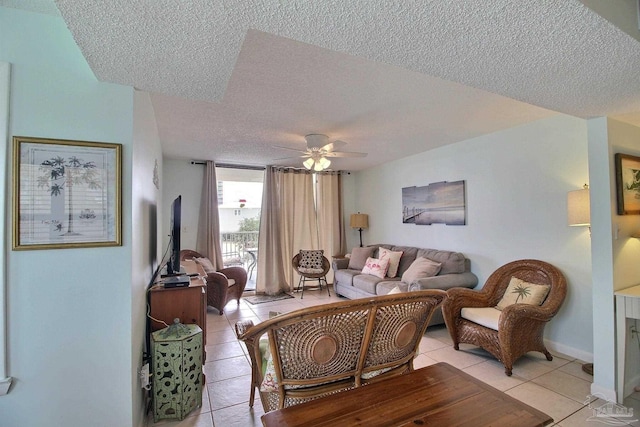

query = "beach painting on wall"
[402,180,466,225]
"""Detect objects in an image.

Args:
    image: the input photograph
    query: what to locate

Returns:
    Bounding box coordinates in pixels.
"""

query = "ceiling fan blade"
[325,151,368,158]
[273,145,308,154]
[305,134,330,149]
[320,140,347,153]
[273,154,311,160]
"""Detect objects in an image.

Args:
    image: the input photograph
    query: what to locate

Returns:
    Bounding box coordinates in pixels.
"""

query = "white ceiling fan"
[274,134,367,171]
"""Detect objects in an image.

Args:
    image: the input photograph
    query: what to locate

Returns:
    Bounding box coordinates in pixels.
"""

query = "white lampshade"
[318,157,331,169]
[303,158,314,170]
[567,186,590,226]
[303,156,330,171]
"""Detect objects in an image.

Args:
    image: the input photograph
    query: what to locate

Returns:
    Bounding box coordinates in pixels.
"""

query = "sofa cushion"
[461,307,501,331]
[334,269,360,287]
[417,249,466,274]
[298,266,325,275]
[362,257,390,279]
[379,247,403,278]
[348,246,376,270]
[401,257,442,284]
[299,249,324,269]
[496,277,550,311]
[353,274,383,294]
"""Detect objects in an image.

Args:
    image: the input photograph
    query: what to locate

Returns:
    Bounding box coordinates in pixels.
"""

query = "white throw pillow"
[195,257,216,273]
[378,247,404,278]
[401,257,442,284]
[361,257,390,279]
[496,277,550,311]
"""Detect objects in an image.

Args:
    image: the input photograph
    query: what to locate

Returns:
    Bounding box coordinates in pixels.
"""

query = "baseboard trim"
[544,338,593,363]
[591,382,617,403]
[0,377,12,396]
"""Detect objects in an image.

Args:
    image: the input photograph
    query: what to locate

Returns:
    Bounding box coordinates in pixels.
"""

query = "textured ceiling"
[4,0,640,170]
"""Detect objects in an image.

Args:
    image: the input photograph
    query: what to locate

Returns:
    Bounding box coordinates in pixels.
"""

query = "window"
[216,167,263,282]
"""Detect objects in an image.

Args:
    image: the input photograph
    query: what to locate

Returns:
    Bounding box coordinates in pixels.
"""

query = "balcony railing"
[220,231,259,269]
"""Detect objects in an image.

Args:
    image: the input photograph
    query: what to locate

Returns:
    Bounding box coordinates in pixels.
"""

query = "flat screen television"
[166,195,182,276]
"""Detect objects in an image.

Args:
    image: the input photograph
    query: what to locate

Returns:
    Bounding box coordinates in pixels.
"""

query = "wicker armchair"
[179,249,247,315]
[235,291,446,413]
[442,259,566,376]
[292,251,331,298]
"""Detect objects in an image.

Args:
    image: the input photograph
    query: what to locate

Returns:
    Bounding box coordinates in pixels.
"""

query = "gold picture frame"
[615,153,640,215]
[13,136,122,250]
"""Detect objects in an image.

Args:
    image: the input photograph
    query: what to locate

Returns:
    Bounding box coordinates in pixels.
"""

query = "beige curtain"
[196,161,224,269]
[316,171,346,284]
[257,167,317,295]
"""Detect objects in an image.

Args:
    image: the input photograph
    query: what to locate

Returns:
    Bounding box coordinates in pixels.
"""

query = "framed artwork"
[402,180,466,225]
[13,136,122,250]
[615,153,640,215]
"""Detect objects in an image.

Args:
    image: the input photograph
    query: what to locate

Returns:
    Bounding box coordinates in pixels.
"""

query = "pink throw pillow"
[362,257,390,279]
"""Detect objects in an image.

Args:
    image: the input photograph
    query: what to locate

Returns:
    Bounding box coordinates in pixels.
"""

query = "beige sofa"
[333,244,478,325]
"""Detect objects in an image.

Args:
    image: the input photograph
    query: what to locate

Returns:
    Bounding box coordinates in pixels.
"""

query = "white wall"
[0,61,10,391]
[586,117,618,399]
[349,114,593,359]
[131,90,163,426]
[162,159,205,253]
[1,8,135,427]
[606,118,640,398]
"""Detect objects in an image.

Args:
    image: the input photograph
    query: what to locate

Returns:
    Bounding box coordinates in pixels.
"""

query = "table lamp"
[350,213,368,247]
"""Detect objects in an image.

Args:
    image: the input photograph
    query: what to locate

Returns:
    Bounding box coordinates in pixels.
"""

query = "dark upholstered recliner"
[180,249,247,315]
[442,259,566,376]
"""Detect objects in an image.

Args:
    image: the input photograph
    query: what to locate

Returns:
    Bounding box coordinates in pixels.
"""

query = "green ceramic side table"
[151,320,203,422]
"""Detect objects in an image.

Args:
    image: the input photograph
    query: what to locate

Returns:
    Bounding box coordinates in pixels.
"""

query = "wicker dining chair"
[442,259,567,376]
[180,249,247,315]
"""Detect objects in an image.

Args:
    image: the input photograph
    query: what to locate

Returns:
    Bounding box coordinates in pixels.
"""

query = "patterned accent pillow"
[361,257,390,279]
[379,247,404,278]
[258,337,278,392]
[496,277,550,311]
[299,250,324,269]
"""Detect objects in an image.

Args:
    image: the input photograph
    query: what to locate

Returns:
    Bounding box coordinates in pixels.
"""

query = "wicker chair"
[179,249,247,315]
[235,291,446,413]
[292,251,331,298]
[442,259,567,376]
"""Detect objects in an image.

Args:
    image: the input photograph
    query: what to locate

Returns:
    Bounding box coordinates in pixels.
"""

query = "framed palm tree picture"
[12,136,122,250]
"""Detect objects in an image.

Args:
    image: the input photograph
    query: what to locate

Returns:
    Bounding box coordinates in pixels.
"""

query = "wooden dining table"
[261,362,553,427]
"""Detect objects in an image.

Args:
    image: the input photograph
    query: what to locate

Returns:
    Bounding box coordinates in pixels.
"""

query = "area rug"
[244,293,294,305]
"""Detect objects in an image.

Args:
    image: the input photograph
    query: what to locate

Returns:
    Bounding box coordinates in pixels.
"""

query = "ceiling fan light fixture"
[303,157,315,169]
[318,157,331,169]
[273,134,366,170]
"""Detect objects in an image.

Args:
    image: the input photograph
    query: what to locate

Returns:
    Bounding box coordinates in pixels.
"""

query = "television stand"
[149,260,207,360]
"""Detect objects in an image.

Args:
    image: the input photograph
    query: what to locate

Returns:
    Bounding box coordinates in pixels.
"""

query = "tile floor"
[148,287,637,427]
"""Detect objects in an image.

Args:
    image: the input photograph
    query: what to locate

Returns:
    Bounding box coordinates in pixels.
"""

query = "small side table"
[151,322,203,422]
[615,284,640,403]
